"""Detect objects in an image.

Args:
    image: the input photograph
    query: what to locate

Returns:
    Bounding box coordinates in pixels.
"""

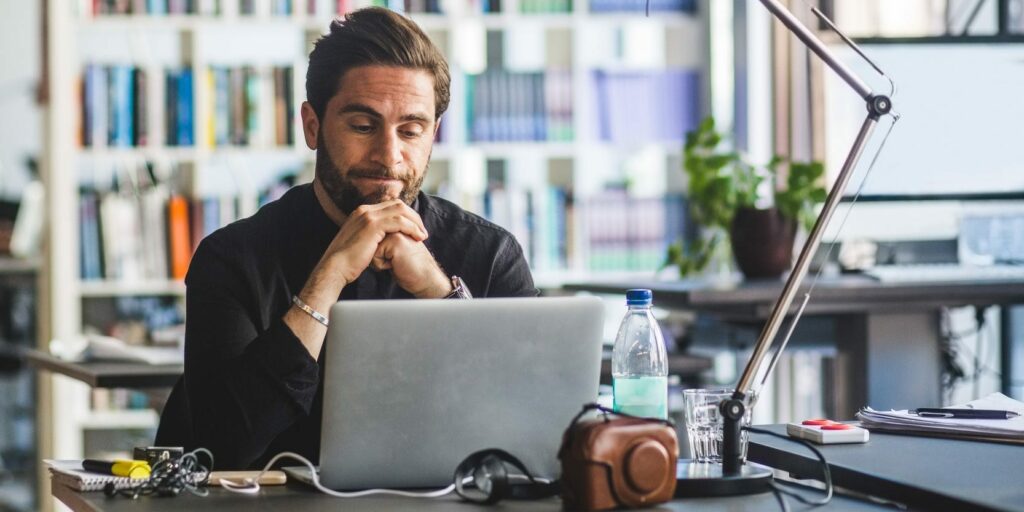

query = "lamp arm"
[720,0,897,477]
[722,113,883,474]
[733,112,883,402]
[760,0,874,100]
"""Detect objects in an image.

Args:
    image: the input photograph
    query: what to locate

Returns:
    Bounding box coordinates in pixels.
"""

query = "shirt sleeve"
[182,237,320,470]
[485,235,540,298]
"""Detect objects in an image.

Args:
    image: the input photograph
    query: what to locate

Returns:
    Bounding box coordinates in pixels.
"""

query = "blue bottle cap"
[626,289,652,306]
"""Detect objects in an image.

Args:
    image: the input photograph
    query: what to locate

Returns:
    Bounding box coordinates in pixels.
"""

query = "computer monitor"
[823,42,1024,199]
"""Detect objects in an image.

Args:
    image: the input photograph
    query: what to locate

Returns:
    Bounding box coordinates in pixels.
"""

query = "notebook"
[44,459,142,492]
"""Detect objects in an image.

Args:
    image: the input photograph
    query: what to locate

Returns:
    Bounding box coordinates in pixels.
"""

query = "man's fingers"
[369,201,427,237]
[370,214,427,241]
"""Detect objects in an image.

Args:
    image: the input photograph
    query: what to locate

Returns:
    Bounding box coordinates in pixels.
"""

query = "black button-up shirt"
[176,183,537,469]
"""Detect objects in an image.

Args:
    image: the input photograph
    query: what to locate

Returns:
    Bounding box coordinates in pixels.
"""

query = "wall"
[0,0,42,199]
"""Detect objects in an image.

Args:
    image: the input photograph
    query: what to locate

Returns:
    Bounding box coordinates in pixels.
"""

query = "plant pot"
[729,207,796,280]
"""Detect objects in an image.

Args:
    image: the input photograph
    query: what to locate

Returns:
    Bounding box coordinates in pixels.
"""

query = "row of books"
[81,0,222,15]
[591,69,700,145]
[80,64,295,149]
[79,165,295,282]
[466,70,574,143]
[80,183,687,282]
[91,389,152,411]
[517,0,570,13]
[78,0,684,16]
[81,65,193,147]
[79,0,449,16]
[203,65,295,148]
[581,190,686,272]
[80,186,195,281]
[481,186,685,272]
[589,0,694,12]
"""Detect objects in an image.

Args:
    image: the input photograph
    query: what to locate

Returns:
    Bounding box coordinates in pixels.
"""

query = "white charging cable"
[219,451,456,498]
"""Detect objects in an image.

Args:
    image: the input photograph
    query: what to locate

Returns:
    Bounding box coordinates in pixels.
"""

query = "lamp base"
[674,460,773,497]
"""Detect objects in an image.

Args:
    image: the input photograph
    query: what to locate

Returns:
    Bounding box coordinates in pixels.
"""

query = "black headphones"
[453,449,560,505]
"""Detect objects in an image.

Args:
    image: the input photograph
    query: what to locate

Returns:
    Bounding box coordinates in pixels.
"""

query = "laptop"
[291,296,604,490]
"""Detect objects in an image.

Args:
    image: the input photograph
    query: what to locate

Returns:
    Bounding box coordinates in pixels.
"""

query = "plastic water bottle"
[612,289,668,419]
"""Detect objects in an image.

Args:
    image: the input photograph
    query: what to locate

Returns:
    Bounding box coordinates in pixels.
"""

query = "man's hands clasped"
[286,199,453,359]
[325,199,452,298]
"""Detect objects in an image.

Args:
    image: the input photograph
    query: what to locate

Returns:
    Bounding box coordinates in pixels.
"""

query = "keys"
[786,419,869,444]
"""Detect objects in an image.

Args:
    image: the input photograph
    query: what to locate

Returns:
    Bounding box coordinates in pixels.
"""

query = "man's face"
[308,65,437,215]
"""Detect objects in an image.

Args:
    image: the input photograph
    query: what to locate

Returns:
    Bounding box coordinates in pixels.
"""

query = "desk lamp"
[675,0,897,496]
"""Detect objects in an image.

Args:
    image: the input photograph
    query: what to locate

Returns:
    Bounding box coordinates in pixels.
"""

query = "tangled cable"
[105,448,214,499]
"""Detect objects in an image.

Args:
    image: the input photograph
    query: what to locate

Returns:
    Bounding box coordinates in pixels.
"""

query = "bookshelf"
[40,0,710,501]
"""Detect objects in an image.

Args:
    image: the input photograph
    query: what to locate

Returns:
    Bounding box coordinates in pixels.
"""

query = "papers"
[856,393,1024,441]
[44,460,140,492]
[50,333,184,365]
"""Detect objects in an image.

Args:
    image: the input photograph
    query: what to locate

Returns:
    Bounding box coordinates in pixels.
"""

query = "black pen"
[913,408,1020,419]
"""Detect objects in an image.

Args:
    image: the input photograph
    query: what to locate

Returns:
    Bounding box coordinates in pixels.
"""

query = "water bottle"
[612,289,668,419]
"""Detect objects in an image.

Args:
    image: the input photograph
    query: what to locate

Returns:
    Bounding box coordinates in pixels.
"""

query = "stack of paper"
[856,393,1024,442]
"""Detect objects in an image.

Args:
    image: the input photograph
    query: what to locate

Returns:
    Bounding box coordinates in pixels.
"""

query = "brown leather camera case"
[559,416,678,511]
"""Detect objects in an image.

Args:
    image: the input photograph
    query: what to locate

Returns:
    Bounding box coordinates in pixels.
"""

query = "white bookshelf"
[40,1,711,502]
[79,409,161,430]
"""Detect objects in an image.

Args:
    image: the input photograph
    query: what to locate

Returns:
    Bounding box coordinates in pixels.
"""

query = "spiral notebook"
[44,459,141,492]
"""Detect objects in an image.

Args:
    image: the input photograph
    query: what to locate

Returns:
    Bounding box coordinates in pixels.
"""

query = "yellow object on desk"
[82,459,151,479]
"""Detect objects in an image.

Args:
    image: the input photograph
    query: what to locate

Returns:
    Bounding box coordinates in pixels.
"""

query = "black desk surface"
[52,478,886,511]
[25,348,709,390]
[748,424,1024,512]
[25,349,182,389]
[564,275,1024,317]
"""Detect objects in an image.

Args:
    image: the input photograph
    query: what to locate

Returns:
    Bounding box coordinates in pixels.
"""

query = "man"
[156,7,537,470]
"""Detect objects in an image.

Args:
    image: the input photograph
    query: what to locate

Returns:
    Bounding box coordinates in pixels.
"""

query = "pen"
[82,459,151,479]
[913,408,1020,420]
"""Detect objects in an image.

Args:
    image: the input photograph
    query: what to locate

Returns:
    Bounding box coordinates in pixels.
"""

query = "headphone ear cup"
[476,455,510,505]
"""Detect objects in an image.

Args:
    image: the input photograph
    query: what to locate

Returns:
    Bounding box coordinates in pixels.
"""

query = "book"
[167,193,192,280]
[45,459,142,492]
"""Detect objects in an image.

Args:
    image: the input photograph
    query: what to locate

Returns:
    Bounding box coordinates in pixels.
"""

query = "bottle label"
[613,376,668,419]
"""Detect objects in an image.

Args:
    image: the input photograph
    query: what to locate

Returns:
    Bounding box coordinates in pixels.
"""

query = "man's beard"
[315,132,427,215]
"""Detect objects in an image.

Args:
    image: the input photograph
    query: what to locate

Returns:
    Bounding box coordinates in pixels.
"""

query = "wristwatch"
[445,275,473,299]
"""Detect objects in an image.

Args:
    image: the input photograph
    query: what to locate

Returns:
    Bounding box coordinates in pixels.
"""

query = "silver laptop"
[308,296,604,490]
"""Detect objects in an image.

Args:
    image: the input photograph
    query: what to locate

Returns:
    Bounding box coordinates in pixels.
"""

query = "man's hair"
[306,7,451,121]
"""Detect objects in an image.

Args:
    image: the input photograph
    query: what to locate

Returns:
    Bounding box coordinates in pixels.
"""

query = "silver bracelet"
[292,295,329,327]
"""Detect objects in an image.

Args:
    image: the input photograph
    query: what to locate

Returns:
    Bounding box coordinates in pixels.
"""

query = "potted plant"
[664,117,827,279]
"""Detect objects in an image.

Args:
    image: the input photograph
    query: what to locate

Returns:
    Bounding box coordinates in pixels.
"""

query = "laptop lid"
[319,296,604,490]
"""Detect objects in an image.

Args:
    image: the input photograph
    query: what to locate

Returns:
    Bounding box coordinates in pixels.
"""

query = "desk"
[24,349,182,389]
[24,348,710,390]
[50,475,887,511]
[748,425,1024,512]
[565,275,1024,417]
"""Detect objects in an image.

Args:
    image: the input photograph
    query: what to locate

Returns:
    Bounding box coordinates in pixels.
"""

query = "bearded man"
[156,7,536,469]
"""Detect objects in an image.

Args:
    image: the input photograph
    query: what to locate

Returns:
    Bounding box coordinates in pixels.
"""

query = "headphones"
[453,449,560,505]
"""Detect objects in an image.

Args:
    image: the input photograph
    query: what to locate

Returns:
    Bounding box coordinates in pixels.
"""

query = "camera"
[558,405,678,511]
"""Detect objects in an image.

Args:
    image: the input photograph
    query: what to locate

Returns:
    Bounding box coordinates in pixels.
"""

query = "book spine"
[167,194,192,280]
[177,68,194,146]
[133,67,148,146]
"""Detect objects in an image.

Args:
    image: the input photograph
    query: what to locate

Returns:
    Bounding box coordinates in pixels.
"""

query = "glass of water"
[682,388,754,463]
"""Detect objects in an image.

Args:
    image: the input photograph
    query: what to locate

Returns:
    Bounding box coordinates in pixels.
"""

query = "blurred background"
[2,1,1024,510]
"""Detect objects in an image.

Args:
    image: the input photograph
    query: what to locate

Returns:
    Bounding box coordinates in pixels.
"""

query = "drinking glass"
[682,388,753,463]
